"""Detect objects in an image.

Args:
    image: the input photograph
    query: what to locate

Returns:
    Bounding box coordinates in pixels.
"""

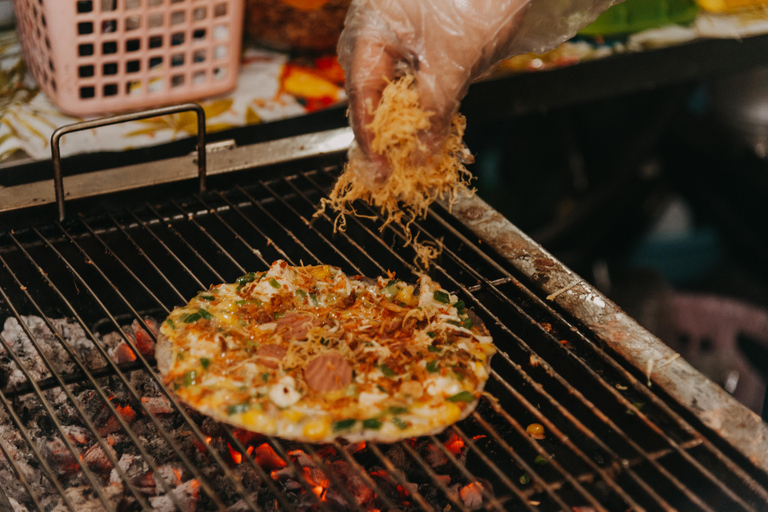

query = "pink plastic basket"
[14,0,244,116]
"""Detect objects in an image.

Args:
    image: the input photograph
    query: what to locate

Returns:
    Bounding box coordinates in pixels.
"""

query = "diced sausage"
[275,311,321,340]
[304,351,352,393]
[256,344,287,368]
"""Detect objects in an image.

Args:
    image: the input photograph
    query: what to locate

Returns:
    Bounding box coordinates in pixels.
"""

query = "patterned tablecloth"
[0,9,767,162]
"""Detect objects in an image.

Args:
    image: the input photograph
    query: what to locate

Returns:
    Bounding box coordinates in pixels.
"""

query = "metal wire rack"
[0,161,767,512]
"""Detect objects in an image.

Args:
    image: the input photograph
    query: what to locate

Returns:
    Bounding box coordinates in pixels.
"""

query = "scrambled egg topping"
[160,261,495,441]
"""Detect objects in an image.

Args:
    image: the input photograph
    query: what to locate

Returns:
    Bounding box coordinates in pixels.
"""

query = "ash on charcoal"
[0,317,108,388]
[149,479,201,512]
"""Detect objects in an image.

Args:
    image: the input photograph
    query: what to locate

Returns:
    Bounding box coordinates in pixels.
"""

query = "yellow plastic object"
[695,0,768,12]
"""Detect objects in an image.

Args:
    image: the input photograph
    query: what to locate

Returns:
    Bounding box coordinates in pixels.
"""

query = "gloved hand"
[338,0,618,186]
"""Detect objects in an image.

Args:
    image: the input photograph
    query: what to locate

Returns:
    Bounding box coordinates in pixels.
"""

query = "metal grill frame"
[0,107,766,511]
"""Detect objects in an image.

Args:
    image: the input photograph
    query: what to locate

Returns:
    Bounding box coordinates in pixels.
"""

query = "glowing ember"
[445,432,465,455]
[228,443,243,464]
[254,443,287,471]
[205,437,212,444]
[472,435,487,440]
[460,482,485,509]
[116,404,136,423]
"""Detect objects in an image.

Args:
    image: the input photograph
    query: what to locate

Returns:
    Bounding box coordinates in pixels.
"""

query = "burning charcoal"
[45,485,123,512]
[82,442,117,474]
[148,479,200,512]
[42,437,80,477]
[422,441,449,468]
[386,444,411,474]
[459,482,485,510]
[111,342,137,364]
[225,495,260,512]
[154,464,183,488]
[330,460,374,506]
[343,441,367,455]
[270,466,295,483]
[132,471,158,496]
[232,460,263,489]
[253,443,287,471]
[7,496,27,512]
[129,319,156,357]
[288,449,315,468]
[61,425,91,446]
[109,454,149,486]
[140,396,173,415]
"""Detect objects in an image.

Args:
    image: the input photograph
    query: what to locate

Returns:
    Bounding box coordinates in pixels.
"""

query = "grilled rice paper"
[157,261,495,443]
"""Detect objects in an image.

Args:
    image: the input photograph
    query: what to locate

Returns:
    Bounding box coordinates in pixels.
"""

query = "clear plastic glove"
[339,0,618,186]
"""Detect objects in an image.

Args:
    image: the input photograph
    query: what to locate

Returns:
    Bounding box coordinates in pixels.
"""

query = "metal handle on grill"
[51,103,207,221]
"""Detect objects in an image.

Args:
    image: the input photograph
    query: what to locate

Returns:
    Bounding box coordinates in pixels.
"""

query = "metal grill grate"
[0,164,767,512]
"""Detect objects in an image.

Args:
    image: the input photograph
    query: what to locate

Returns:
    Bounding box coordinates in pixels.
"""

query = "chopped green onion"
[376,385,387,393]
[181,312,202,323]
[433,291,450,304]
[319,337,329,346]
[427,331,436,338]
[379,364,397,377]
[426,360,439,373]
[227,403,250,415]
[519,473,531,485]
[200,358,211,370]
[183,370,197,387]
[333,419,356,432]
[261,372,270,383]
[391,417,409,430]
[447,391,475,403]
[455,371,465,382]
[387,406,409,415]
[447,320,463,328]
[309,293,319,306]
[462,317,475,329]
[273,311,286,320]
[198,308,213,320]
[269,278,281,289]
[428,345,441,353]
[534,455,548,465]
[386,279,397,287]
[363,418,382,430]
[199,295,215,301]
[165,319,175,329]
[453,300,466,314]
[236,299,262,307]
[236,272,257,289]
[295,289,307,298]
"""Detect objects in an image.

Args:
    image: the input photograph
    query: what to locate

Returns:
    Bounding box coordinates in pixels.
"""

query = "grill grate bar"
[249,178,544,510]
[282,172,649,509]
[418,204,768,510]
[325,170,750,511]
[424,200,768,504]
[28,226,242,512]
[0,331,117,512]
[258,179,367,274]
[0,264,160,510]
[300,442,371,512]
[330,440,407,512]
[155,198,337,512]
[280,176,389,275]
[183,186,498,512]
[0,432,44,512]
[449,422,569,511]
[1,360,144,399]
[116,207,302,512]
[469,410,610,511]
[367,442,437,512]
[0,381,76,512]
[70,216,269,512]
[397,440,475,512]
[299,169,644,509]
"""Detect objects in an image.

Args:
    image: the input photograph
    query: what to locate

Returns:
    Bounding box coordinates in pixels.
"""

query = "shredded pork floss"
[317,74,475,269]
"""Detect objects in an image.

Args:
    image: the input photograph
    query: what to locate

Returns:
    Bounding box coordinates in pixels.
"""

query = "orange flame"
[205,437,212,444]
[116,404,136,423]
[246,446,254,456]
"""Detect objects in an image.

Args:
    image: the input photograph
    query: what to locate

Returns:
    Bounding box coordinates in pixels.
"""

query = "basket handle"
[51,103,207,222]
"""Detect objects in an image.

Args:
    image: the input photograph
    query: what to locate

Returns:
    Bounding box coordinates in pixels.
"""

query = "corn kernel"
[309,265,331,280]
[241,410,262,426]
[303,417,331,441]
[395,285,418,306]
[444,403,462,423]
[282,409,304,422]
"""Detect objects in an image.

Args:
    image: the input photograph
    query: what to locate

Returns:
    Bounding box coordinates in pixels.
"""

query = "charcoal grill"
[0,103,767,512]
